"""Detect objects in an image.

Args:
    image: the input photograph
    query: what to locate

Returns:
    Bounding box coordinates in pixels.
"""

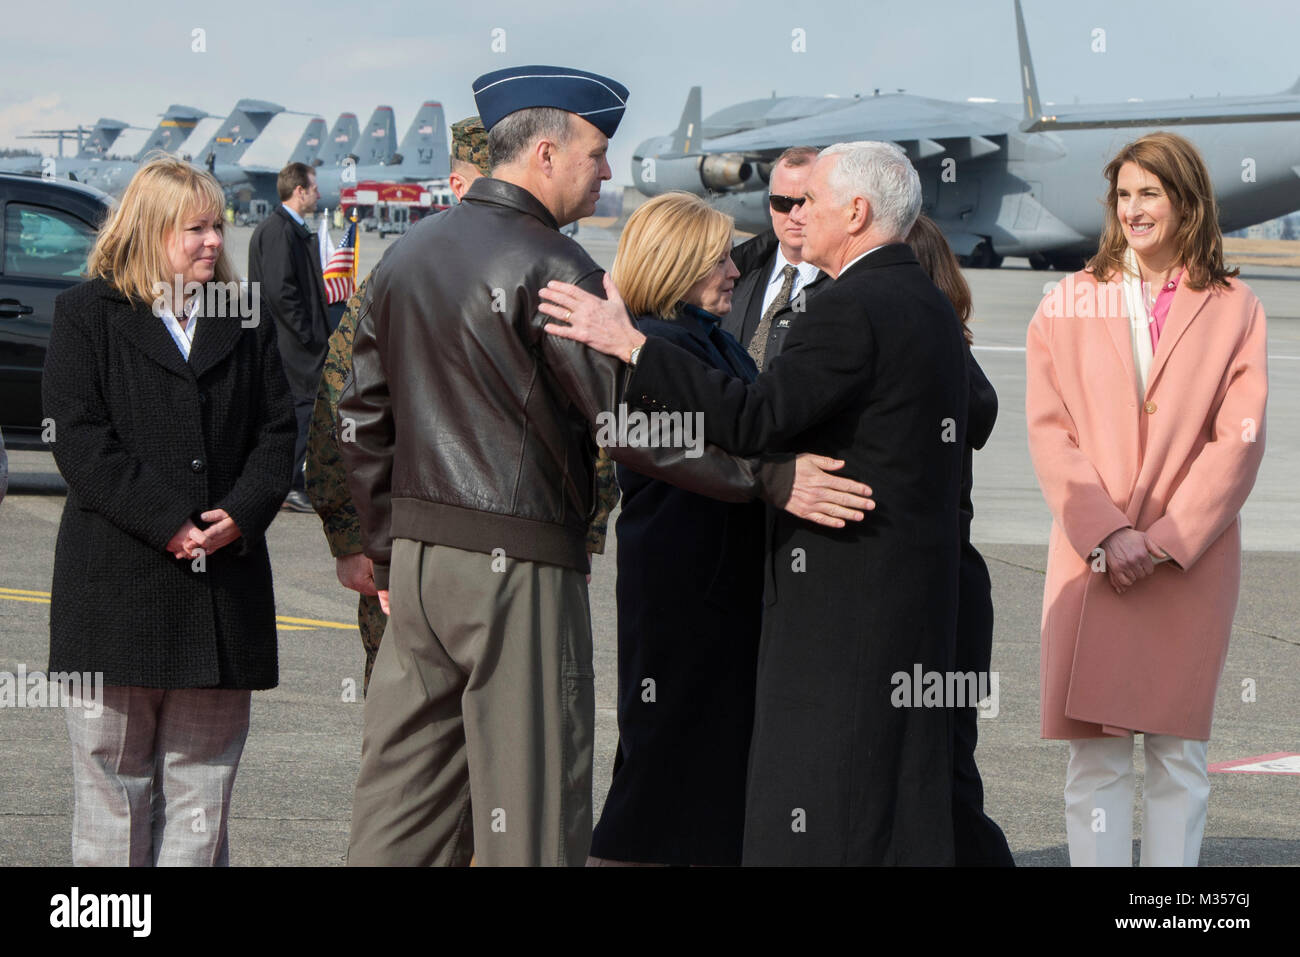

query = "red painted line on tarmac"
[1208,752,1300,774]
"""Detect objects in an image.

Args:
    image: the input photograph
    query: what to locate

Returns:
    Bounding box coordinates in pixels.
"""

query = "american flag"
[322,222,357,304]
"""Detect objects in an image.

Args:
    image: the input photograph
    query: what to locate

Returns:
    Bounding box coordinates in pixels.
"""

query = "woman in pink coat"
[1026,131,1267,867]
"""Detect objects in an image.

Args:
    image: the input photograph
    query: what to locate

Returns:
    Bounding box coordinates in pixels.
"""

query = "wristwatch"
[628,344,643,367]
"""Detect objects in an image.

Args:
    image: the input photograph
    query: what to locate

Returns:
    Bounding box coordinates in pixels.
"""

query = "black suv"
[0,173,111,449]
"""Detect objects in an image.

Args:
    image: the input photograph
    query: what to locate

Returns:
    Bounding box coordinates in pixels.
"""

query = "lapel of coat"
[188,306,245,379]
[734,265,766,345]
[1101,278,1137,394]
[104,290,193,380]
[1144,282,1212,399]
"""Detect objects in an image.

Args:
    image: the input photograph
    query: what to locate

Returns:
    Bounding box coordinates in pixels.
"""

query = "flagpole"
[350,207,359,285]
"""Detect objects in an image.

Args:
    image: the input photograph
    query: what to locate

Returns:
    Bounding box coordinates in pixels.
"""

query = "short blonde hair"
[612,192,734,319]
[87,154,238,305]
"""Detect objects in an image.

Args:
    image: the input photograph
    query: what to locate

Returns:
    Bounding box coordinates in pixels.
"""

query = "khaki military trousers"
[346,538,595,866]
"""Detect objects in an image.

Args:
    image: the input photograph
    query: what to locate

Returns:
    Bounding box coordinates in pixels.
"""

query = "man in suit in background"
[249,162,330,512]
[723,147,827,372]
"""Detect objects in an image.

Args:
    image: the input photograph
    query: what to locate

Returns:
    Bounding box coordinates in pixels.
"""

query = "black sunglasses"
[768,193,805,214]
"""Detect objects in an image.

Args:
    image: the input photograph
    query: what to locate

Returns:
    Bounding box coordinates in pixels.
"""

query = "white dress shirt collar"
[760,246,821,316]
[282,203,305,226]
[838,243,889,278]
[158,296,201,360]
[768,246,820,291]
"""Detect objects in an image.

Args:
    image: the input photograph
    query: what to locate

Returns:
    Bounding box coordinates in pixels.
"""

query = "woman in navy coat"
[588,193,764,866]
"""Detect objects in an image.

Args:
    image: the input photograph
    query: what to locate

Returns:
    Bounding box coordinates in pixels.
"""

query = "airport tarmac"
[0,222,1296,866]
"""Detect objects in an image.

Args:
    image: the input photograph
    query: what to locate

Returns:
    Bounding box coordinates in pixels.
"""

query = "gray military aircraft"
[352,105,399,167]
[317,112,362,168]
[1,106,205,179]
[72,99,285,196]
[235,105,401,205]
[0,117,139,172]
[632,0,1300,268]
[313,101,450,210]
[233,116,329,203]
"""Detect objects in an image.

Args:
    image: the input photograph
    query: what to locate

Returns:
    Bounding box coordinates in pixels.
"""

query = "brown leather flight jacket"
[339,177,792,587]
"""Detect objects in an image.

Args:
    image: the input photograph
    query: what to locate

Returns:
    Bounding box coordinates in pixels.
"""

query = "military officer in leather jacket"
[340,66,873,867]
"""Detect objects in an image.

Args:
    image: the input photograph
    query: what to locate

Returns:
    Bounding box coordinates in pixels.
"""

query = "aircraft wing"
[698,94,1016,161]
[1022,93,1300,131]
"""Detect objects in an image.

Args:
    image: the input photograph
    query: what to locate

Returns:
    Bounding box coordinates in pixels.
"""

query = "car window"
[3,203,97,279]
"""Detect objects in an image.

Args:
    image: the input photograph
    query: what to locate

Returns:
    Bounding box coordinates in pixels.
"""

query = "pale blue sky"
[5,0,1299,184]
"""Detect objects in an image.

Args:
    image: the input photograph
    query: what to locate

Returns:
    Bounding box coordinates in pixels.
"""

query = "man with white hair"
[542,140,970,865]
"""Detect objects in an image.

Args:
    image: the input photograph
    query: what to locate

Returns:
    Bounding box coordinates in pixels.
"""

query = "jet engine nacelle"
[700,153,753,190]
[634,152,755,196]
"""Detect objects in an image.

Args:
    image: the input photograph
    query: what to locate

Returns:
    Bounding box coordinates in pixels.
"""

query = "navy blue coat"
[627,244,968,865]
[590,308,764,866]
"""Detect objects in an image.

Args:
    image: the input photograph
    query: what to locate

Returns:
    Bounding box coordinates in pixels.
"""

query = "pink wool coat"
[1026,269,1267,740]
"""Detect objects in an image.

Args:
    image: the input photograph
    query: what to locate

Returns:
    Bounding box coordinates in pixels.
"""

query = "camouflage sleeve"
[586,446,620,554]
[305,275,371,559]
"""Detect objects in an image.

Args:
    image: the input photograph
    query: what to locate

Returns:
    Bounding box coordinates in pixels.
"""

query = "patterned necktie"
[749,264,798,371]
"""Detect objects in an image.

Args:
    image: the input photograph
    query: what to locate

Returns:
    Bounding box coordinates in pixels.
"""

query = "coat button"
[191,458,205,473]
[197,392,207,405]
[1144,401,1157,414]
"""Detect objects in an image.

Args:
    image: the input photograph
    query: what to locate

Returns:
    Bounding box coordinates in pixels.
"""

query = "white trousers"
[1065,733,1210,867]
[65,686,252,866]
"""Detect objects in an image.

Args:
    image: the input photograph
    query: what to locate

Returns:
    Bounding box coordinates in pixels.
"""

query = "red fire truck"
[340,180,438,236]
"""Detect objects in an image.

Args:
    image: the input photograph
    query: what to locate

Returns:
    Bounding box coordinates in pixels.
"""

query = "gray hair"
[819,141,921,240]
[487,107,573,170]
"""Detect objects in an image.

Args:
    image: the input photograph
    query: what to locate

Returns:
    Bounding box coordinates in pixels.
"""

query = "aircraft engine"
[634,153,755,195]
[699,153,753,190]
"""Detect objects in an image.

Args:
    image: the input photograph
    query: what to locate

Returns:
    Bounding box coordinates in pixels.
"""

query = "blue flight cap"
[472,65,629,138]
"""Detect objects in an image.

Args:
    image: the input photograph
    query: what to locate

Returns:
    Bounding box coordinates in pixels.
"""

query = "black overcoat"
[43,278,296,688]
[248,206,330,400]
[952,349,1014,865]
[627,243,969,864]
[590,311,764,866]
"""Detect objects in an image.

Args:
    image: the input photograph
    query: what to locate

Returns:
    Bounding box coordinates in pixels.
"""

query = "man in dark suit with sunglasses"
[723,147,828,372]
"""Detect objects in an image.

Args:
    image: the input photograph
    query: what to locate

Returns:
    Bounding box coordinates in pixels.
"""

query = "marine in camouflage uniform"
[305,117,619,694]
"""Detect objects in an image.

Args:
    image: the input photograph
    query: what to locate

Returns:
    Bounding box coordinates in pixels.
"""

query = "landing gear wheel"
[962,240,1003,269]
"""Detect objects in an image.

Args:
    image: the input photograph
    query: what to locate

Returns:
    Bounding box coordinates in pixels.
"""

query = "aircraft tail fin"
[392,101,449,178]
[289,117,326,166]
[1014,0,1044,131]
[77,119,131,159]
[134,105,207,161]
[357,106,397,166]
[321,113,360,166]
[1286,75,1300,95]
[670,87,702,154]
[198,99,284,166]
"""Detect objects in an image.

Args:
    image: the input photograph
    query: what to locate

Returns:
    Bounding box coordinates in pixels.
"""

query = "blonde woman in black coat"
[43,156,295,866]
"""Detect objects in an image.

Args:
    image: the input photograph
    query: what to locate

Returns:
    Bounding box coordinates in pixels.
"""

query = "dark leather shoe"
[281,489,314,512]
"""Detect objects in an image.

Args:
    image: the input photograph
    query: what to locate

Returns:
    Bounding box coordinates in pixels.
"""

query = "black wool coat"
[627,243,969,865]
[248,206,330,400]
[43,278,296,688]
[952,349,1014,865]
[590,311,765,867]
